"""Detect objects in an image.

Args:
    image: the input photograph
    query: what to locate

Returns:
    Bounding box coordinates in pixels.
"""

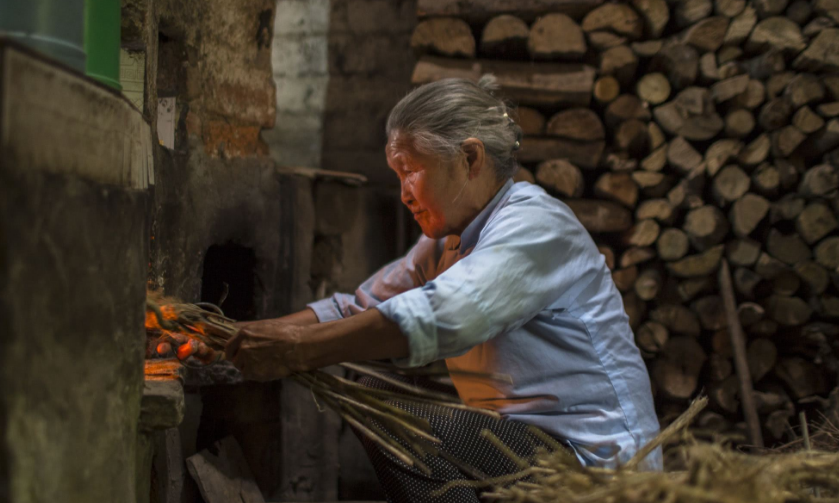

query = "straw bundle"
[144,292,504,474]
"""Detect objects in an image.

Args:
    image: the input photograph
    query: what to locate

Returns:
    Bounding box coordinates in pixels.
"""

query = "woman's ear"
[461,138,485,179]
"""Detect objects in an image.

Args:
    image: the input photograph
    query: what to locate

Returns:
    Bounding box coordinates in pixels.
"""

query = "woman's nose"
[400,183,414,206]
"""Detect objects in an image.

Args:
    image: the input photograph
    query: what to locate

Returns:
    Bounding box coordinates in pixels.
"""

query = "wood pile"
[413,0,839,444]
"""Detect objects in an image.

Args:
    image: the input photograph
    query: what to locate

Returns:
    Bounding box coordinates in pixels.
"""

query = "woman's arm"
[234,307,320,328]
[224,307,409,381]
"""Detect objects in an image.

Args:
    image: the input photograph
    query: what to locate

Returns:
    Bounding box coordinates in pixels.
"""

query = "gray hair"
[386,75,523,181]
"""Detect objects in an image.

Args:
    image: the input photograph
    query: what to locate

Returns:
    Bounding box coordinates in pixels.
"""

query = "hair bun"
[477,74,500,93]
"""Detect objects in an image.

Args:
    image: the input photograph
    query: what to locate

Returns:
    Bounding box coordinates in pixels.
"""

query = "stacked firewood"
[412,0,839,443]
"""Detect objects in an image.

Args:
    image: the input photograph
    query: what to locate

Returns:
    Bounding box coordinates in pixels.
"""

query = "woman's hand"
[224,320,307,381]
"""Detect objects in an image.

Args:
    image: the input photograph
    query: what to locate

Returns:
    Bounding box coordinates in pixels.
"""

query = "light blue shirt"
[308,179,662,470]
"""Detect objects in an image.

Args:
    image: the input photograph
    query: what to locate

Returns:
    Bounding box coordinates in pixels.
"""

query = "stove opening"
[200,243,256,322]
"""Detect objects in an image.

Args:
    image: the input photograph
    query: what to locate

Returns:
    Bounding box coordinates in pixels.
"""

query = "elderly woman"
[224,76,661,500]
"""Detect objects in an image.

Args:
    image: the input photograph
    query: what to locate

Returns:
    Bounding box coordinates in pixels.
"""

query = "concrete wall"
[265,0,417,185]
[0,43,151,503]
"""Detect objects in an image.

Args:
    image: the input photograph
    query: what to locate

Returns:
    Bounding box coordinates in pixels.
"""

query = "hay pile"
[477,398,839,503]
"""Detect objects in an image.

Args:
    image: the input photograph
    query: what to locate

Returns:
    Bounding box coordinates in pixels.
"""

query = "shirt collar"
[452,178,514,253]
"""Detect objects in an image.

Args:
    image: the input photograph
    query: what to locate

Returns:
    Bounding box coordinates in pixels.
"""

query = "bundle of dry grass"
[473,397,839,503]
[144,291,503,474]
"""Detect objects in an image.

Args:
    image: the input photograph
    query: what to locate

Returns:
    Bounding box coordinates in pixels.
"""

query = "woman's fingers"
[224,329,249,362]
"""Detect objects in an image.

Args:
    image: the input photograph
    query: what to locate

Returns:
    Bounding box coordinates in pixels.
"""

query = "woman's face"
[386,133,467,239]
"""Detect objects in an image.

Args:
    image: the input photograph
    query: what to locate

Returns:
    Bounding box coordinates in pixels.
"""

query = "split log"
[631,40,663,58]
[712,74,750,103]
[632,0,670,38]
[613,266,639,292]
[764,295,813,325]
[565,199,632,232]
[411,18,477,58]
[636,198,674,222]
[737,133,771,166]
[514,107,546,136]
[411,56,596,107]
[796,202,838,244]
[724,5,758,46]
[771,194,806,223]
[799,119,839,160]
[529,13,587,59]
[481,14,529,58]
[635,267,663,300]
[675,0,714,28]
[726,238,761,266]
[766,71,795,98]
[654,336,707,399]
[713,165,751,204]
[715,0,746,17]
[622,219,661,247]
[786,73,826,108]
[581,3,644,39]
[633,172,669,196]
[814,236,839,270]
[729,193,770,236]
[755,252,788,280]
[668,164,706,209]
[754,0,790,17]
[600,45,639,86]
[667,137,703,174]
[649,43,699,90]
[416,0,607,23]
[818,101,839,117]
[534,159,585,198]
[636,320,669,356]
[743,50,786,80]
[693,295,728,330]
[746,17,806,54]
[641,145,667,172]
[615,120,649,156]
[699,52,720,81]
[724,109,755,138]
[667,244,725,278]
[711,329,734,358]
[774,357,830,400]
[603,152,638,172]
[765,409,794,439]
[707,353,733,382]
[684,205,730,250]
[186,437,265,503]
[758,98,793,131]
[678,276,715,302]
[545,108,605,141]
[750,163,780,197]
[517,137,605,168]
[709,375,740,414]
[705,139,743,176]
[604,94,651,128]
[794,261,830,295]
[794,28,839,72]
[684,16,730,52]
[798,164,839,198]
[593,76,620,104]
[648,122,666,150]
[657,228,690,261]
[771,125,806,157]
[734,79,765,109]
[636,72,671,105]
[620,247,657,268]
[767,229,811,265]
[588,31,627,51]
[651,304,702,336]
[775,159,800,190]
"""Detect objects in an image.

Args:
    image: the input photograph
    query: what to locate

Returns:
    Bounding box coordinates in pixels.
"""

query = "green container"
[0,0,87,72]
[84,0,121,90]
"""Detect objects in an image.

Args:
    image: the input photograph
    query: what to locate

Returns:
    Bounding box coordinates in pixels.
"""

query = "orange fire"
[145,303,218,365]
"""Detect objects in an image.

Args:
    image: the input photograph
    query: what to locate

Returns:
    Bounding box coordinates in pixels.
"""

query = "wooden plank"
[412,56,596,108]
[417,0,605,22]
[186,436,265,503]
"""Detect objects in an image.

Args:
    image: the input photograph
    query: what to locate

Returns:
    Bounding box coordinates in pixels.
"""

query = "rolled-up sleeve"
[376,195,602,368]
[307,236,438,322]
